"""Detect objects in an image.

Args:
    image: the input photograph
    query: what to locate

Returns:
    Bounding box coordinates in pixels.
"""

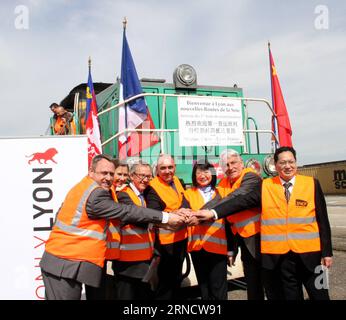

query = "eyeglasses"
[134,172,152,181]
[277,160,296,167]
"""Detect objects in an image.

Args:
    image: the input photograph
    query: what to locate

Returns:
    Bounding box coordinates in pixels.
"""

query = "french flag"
[118,28,159,159]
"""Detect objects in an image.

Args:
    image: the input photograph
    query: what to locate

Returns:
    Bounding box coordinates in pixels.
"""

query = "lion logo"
[26,147,58,165]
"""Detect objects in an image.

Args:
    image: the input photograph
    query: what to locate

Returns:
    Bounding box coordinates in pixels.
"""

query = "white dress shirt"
[279,175,296,194]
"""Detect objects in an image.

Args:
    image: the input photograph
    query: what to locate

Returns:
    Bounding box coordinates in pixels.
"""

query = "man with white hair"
[194,149,265,300]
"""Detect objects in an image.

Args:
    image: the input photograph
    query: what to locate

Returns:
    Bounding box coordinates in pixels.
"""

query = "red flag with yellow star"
[269,45,293,147]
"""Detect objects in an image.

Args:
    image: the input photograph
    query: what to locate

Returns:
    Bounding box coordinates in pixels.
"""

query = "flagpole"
[123,17,129,158]
[268,42,278,151]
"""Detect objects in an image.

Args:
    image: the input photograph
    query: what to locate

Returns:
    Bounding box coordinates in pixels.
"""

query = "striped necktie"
[138,194,146,207]
[283,182,292,203]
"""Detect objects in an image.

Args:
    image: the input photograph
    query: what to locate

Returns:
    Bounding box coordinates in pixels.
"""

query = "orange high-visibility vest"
[53,116,67,135]
[217,168,261,238]
[261,175,321,254]
[45,176,108,268]
[118,186,154,262]
[105,187,121,260]
[185,188,227,255]
[149,176,187,244]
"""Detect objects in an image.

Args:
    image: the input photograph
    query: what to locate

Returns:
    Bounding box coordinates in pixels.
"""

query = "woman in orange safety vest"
[184,161,234,300]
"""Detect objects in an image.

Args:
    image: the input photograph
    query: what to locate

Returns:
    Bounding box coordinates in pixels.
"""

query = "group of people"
[40,146,333,300]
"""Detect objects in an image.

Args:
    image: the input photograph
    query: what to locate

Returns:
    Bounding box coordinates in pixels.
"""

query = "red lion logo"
[26,147,58,165]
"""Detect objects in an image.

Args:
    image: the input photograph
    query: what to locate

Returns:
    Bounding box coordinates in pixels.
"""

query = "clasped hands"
[176,208,215,226]
[164,208,215,231]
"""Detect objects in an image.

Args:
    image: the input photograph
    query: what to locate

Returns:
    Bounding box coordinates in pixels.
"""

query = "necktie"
[138,194,146,207]
[283,182,292,203]
[169,181,178,193]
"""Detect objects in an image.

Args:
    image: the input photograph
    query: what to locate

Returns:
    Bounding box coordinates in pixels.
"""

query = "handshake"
[164,208,215,231]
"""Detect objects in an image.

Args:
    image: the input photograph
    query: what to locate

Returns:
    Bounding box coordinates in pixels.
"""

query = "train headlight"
[245,158,262,175]
[263,155,277,176]
[173,64,197,89]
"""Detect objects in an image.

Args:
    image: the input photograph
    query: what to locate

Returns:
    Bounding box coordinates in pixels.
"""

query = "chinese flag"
[269,45,293,147]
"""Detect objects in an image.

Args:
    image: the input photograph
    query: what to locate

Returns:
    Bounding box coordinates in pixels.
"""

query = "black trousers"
[85,265,116,300]
[239,238,265,300]
[114,274,154,300]
[42,270,82,300]
[262,266,285,300]
[263,251,330,300]
[190,249,228,300]
[155,238,187,300]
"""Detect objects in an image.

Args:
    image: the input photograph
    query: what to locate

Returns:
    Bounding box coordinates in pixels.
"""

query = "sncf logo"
[26,148,58,165]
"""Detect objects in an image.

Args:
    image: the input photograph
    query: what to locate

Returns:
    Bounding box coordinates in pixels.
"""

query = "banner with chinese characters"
[177,96,244,147]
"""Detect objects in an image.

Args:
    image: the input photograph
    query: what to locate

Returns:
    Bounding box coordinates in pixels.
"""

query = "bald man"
[144,154,188,300]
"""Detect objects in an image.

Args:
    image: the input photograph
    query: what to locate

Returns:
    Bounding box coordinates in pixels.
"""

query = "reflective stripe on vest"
[261,217,317,226]
[122,227,150,236]
[107,241,120,249]
[149,176,187,244]
[118,186,154,261]
[45,176,108,268]
[261,232,320,242]
[261,175,321,254]
[233,214,261,229]
[217,168,261,238]
[185,188,227,255]
[71,182,97,225]
[54,219,106,240]
[120,242,152,251]
[189,234,227,246]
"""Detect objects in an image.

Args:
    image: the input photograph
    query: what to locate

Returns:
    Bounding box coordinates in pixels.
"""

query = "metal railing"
[98,92,279,153]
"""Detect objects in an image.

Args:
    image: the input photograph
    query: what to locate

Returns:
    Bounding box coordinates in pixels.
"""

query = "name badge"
[296,199,308,207]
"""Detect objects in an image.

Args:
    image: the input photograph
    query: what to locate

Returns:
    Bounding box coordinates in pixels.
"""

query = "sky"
[0,0,345,165]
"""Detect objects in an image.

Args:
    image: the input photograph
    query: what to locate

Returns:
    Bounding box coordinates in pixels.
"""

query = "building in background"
[298,160,346,195]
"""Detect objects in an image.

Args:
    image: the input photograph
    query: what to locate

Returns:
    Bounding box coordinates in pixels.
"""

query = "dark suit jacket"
[205,172,262,260]
[41,186,163,286]
[206,172,262,218]
[144,184,188,254]
[87,188,163,224]
[113,190,151,279]
[204,174,333,271]
[261,178,333,271]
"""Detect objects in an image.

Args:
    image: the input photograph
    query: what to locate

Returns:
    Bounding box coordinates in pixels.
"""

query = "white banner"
[0,136,88,300]
[177,96,244,147]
